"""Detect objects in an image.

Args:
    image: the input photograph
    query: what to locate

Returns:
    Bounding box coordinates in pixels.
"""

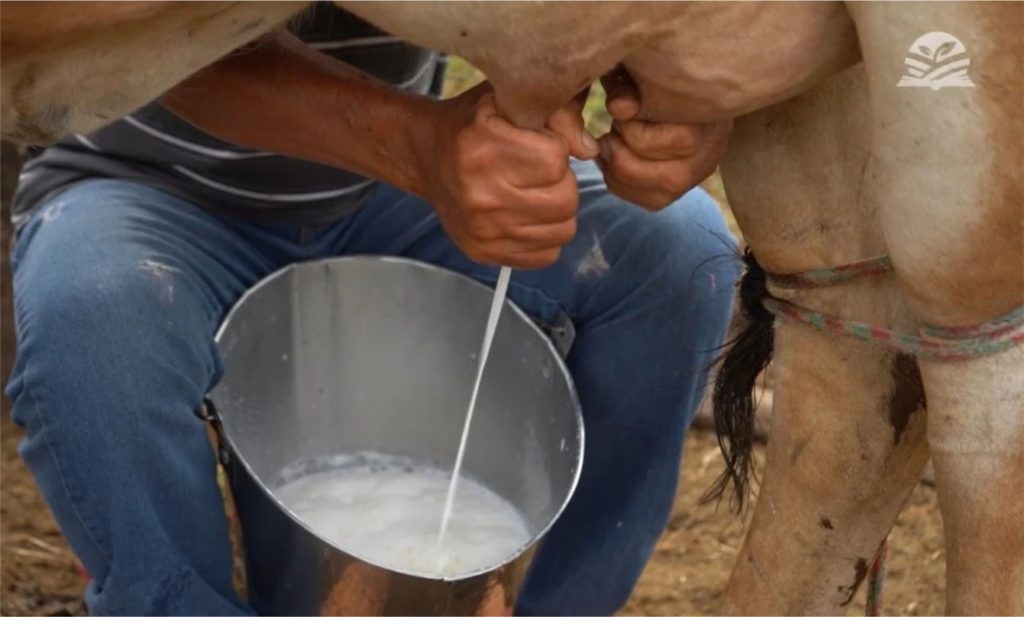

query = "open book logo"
[897,32,975,90]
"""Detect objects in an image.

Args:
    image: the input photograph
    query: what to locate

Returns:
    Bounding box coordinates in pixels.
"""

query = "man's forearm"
[161,30,438,197]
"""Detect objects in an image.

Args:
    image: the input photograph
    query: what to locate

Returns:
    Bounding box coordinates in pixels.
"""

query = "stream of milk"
[436,266,512,555]
[275,453,530,578]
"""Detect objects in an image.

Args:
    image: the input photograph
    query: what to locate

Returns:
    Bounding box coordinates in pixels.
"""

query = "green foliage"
[582,81,612,137]
[440,56,484,99]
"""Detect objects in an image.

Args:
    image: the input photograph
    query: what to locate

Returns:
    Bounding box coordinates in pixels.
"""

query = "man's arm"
[161,30,733,266]
[162,30,599,269]
[162,30,437,200]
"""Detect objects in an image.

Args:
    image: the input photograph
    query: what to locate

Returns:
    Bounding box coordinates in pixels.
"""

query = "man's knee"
[648,189,739,292]
[18,249,212,357]
[579,187,739,309]
[6,255,235,611]
[8,252,219,435]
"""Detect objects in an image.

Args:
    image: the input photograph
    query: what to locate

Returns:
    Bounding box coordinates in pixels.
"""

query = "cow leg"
[920,349,1024,615]
[845,3,1024,612]
[719,321,929,615]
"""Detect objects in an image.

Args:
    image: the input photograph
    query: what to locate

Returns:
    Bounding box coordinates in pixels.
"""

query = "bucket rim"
[211,254,585,581]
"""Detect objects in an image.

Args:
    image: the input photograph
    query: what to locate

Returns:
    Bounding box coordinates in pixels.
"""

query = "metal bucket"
[207,256,584,615]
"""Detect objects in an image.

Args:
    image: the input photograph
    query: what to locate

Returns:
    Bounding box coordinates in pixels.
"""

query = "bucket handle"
[196,398,232,467]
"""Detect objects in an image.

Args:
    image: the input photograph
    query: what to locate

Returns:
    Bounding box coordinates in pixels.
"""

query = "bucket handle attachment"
[196,398,232,467]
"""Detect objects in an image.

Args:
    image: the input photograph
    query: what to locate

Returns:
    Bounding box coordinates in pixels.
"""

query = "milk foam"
[274,453,531,578]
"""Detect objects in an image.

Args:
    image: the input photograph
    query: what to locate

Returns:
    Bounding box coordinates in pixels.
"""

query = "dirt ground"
[1,417,89,616]
[1,414,947,617]
[619,431,946,616]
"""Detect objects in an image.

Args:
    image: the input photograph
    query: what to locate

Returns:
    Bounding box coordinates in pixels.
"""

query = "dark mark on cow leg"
[856,557,869,582]
[838,558,870,607]
[889,353,926,444]
[855,425,871,461]
[789,437,810,465]
[460,29,469,37]
[818,516,834,530]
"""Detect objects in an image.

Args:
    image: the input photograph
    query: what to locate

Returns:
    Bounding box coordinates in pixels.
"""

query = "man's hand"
[421,84,599,269]
[598,68,732,211]
[162,33,595,270]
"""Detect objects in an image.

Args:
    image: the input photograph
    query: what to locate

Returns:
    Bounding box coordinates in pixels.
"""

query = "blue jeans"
[6,161,738,615]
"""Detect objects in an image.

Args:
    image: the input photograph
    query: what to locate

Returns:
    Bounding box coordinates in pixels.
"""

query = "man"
[6,5,737,615]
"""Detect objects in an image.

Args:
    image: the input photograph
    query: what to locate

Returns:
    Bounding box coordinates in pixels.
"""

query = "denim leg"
[325,161,741,615]
[5,180,292,615]
[511,165,739,615]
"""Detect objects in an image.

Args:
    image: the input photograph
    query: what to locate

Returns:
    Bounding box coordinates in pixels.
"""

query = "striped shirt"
[12,3,443,227]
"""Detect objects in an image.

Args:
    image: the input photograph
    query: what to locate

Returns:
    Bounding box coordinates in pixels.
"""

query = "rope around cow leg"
[866,538,889,616]
[751,253,1023,613]
[761,254,1024,361]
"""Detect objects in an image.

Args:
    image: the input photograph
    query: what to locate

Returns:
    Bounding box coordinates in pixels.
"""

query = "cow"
[0,1,299,143]
[2,2,1021,614]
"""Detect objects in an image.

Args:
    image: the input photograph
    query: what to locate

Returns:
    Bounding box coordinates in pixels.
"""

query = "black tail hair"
[702,248,775,513]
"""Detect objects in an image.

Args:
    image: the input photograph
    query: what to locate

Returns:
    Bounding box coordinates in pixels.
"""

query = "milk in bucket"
[276,452,531,578]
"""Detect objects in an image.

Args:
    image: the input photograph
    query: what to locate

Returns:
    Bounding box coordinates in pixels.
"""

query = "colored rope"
[923,305,1024,339]
[866,539,888,617]
[760,256,1024,361]
[770,256,893,289]
[763,297,1024,361]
